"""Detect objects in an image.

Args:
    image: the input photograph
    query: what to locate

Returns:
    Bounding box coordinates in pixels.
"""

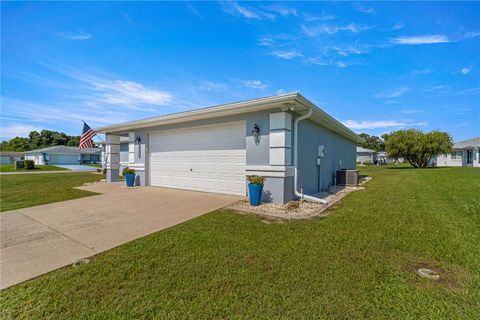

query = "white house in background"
[356,147,377,164]
[434,137,480,167]
[0,151,24,164]
[24,146,101,165]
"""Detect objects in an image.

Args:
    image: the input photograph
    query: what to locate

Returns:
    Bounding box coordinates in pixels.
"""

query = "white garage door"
[150,121,246,196]
[49,154,78,165]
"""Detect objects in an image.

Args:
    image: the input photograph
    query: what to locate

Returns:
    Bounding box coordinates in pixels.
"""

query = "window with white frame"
[450,151,462,160]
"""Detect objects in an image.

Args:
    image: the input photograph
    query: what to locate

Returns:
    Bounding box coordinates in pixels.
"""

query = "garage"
[149,121,246,196]
[49,154,78,165]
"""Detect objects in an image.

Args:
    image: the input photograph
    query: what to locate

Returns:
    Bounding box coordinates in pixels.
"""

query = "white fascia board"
[95,93,300,134]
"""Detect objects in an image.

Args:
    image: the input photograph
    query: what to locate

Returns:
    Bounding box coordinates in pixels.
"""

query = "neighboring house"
[434,137,480,167]
[357,147,378,164]
[24,146,101,165]
[96,93,361,204]
[0,151,24,164]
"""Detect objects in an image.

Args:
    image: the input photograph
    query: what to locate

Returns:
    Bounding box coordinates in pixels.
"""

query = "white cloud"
[343,120,427,130]
[422,85,448,95]
[195,81,229,92]
[464,31,480,39]
[302,23,371,36]
[336,61,348,68]
[412,69,432,75]
[221,1,274,20]
[307,58,327,66]
[302,12,335,22]
[0,124,42,139]
[391,24,405,30]
[272,50,303,60]
[460,67,471,75]
[354,3,375,14]
[333,45,370,56]
[342,120,406,130]
[374,87,409,98]
[390,34,450,45]
[263,4,298,17]
[243,80,267,90]
[57,30,92,40]
[400,109,424,114]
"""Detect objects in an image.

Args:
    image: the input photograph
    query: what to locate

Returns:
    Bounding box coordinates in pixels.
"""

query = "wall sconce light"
[135,136,142,158]
[252,123,260,145]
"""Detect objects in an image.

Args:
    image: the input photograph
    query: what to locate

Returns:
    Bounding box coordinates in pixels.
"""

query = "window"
[451,151,462,160]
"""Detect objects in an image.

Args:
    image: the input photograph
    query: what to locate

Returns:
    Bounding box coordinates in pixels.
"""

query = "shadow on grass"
[386,166,447,170]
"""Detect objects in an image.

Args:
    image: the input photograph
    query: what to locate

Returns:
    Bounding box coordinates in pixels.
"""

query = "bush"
[247,175,266,185]
[24,160,35,170]
[122,167,136,175]
[15,160,25,170]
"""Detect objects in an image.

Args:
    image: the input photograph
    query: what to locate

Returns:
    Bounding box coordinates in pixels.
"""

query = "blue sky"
[1,1,479,141]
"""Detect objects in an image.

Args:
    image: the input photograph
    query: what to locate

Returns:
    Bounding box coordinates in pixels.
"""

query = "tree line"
[0,130,81,152]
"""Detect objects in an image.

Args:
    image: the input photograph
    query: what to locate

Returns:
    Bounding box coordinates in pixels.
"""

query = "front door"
[466,150,473,164]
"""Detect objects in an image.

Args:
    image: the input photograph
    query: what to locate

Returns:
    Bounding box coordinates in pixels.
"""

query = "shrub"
[15,160,25,170]
[102,168,107,175]
[122,167,136,175]
[24,160,35,170]
[247,175,266,185]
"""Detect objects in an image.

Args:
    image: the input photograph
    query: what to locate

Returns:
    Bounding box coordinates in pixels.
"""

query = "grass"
[1,166,479,319]
[0,173,104,212]
[86,163,102,168]
[0,164,67,172]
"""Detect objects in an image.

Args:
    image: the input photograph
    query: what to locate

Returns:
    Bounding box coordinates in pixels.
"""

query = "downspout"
[293,107,327,204]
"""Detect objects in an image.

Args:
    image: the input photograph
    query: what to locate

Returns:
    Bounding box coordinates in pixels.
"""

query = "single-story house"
[434,137,480,167]
[95,93,361,204]
[24,146,101,165]
[356,147,378,164]
[0,151,24,164]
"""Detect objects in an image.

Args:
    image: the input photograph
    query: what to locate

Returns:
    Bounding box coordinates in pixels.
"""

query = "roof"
[95,92,361,143]
[0,151,24,157]
[24,146,101,155]
[357,147,377,153]
[453,137,480,149]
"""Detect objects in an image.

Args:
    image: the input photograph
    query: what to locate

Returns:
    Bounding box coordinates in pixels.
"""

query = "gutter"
[293,107,328,204]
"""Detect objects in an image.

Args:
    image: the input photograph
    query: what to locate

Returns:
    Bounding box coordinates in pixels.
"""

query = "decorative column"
[106,134,120,183]
[269,112,292,166]
[128,132,135,164]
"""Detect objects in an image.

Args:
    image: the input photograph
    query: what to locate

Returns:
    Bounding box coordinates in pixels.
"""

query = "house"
[357,147,377,164]
[24,146,101,165]
[0,151,24,164]
[434,137,480,167]
[95,93,361,204]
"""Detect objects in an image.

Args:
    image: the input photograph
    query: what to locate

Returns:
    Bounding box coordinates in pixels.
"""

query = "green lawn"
[1,166,479,319]
[86,163,102,168]
[0,173,104,212]
[0,164,67,172]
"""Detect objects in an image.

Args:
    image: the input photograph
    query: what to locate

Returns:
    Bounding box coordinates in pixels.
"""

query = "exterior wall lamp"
[252,123,261,145]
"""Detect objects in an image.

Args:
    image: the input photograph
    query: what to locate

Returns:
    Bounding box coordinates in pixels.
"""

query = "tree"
[385,129,453,168]
[0,130,82,151]
[358,133,385,151]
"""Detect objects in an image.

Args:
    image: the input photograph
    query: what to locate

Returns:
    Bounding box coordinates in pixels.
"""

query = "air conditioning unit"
[336,169,359,186]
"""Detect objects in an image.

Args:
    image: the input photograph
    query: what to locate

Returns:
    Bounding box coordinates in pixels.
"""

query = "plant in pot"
[122,167,136,187]
[247,175,266,206]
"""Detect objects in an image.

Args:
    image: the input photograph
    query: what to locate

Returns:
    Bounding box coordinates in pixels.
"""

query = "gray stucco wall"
[297,119,356,195]
[107,109,357,202]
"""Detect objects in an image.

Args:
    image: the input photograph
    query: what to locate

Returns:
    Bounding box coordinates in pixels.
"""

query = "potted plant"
[122,167,136,187]
[247,175,266,206]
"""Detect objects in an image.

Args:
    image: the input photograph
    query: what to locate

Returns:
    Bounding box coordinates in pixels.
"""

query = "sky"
[1,1,479,142]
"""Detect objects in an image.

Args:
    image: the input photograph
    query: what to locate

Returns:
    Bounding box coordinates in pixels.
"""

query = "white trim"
[95,93,360,143]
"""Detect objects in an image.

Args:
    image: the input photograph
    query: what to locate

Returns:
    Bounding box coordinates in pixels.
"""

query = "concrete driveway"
[1,184,240,289]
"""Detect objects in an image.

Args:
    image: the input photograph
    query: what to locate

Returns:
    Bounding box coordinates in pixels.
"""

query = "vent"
[336,169,358,186]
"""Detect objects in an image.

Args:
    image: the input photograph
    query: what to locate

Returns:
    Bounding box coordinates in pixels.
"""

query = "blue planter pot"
[248,183,263,206]
[125,173,136,187]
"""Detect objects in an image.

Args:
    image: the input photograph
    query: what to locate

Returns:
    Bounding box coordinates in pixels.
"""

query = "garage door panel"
[150,122,246,196]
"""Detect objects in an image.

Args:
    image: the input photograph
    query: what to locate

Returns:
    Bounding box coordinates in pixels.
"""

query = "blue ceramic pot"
[125,173,136,187]
[248,183,263,206]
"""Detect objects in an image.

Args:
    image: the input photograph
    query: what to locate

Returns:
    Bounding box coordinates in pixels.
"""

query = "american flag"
[79,122,96,149]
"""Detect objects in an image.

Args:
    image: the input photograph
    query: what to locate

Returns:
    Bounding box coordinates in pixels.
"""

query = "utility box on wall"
[318,145,325,157]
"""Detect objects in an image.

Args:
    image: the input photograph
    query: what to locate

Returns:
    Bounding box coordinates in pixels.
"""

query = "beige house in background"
[356,147,377,164]
[434,137,480,167]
